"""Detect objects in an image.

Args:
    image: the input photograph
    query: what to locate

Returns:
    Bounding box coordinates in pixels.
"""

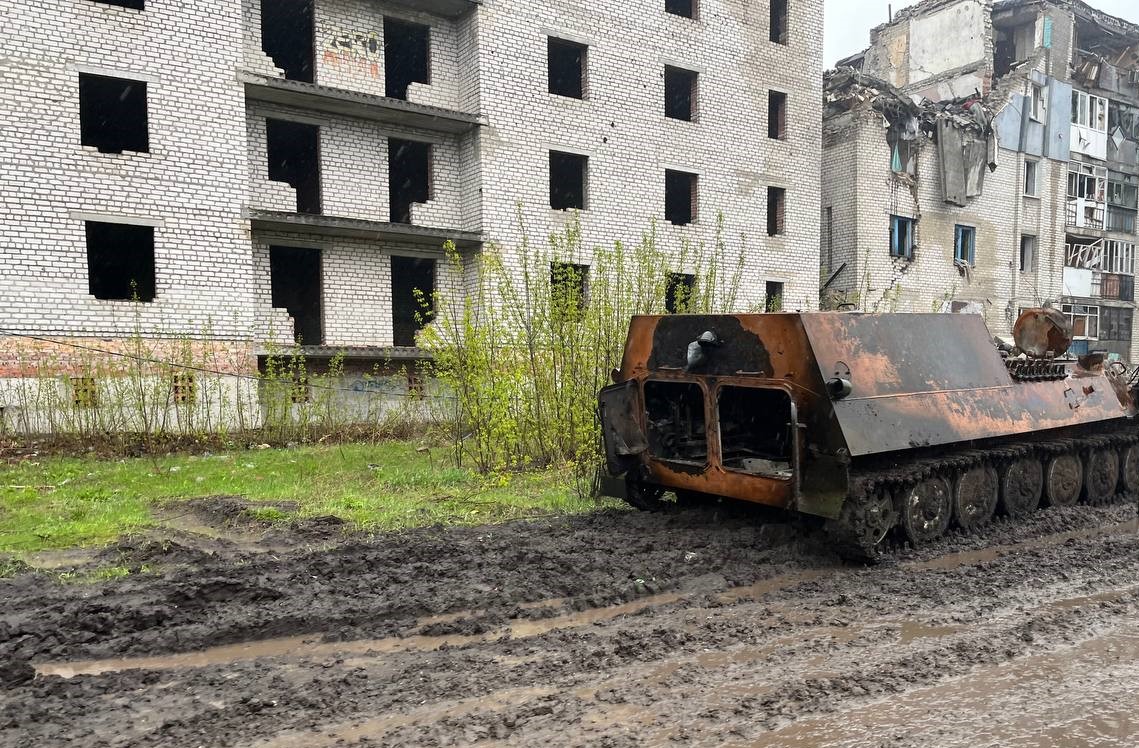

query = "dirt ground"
[2,497,1138,747]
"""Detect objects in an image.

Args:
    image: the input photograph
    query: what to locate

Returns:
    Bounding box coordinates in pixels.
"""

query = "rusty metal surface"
[1014,308,1073,359]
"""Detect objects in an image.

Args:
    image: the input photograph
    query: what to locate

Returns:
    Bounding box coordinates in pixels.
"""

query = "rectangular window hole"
[391,256,436,347]
[765,281,784,312]
[548,38,587,99]
[767,187,786,236]
[954,225,977,265]
[261,0,314,83]
[550,262,589,320]
[768,91,787,139]
[645,380,706,465]
[96,0,145,9]
[85,221,156,301]
[770,0,789,44]
[890,215,915,259]
[666,273,696,313]
[389,138,432,224]
[266,119,321,215]
[665,0,697,19]
[79,74,148,154]
[665,66,698,121]
[665,170,698,226]
[550,151,588,210]
[719,387,792,478]
[269,246,323,345]
[1020,235,1037,272]
[384,17,431,100]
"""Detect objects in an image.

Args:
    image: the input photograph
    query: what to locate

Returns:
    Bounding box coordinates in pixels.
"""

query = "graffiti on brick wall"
[323,30,383,80]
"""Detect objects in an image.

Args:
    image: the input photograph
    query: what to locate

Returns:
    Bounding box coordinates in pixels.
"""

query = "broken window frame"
[769,0,789,45]
[1024,159,1039,197]
[549,150,589,211]
[1071,90,1108,132]
[665,0,697,19]
[665,169,698,226]
[766,186,786,237]
[1019,235,1037,273]
[548,37,588,100]
[1030,82,1047,122]
[890,215,915,260]
[1062,303,1100,340]
[85,220,157,302]
[768,90,787,140]
[1100,306,1133,343]
[79,73,149,154]
[954,225,976,266]
[664,66,698,122]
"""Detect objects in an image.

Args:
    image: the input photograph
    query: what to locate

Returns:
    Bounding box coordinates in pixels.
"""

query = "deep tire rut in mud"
[2,503,1138,747]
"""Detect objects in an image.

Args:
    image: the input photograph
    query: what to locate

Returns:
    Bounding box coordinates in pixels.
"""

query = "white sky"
[824,0,1139,68]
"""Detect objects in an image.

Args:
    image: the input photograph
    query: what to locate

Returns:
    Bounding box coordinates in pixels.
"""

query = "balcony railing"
[1067,200,1105,229]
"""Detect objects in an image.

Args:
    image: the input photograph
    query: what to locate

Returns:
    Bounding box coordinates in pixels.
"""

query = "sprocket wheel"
[899,477,952,546]
[998,458,1043,519]
[1083,448,1120,505]
[1121,444,1139,495]
[953,465,998,531]
[1043,453,1082,507]
[825,488,898,563]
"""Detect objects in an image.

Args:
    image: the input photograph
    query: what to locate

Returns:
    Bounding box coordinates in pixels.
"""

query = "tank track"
[826,426,1139,563]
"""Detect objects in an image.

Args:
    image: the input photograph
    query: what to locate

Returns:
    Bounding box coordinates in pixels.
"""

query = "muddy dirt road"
[3,500,1139,747]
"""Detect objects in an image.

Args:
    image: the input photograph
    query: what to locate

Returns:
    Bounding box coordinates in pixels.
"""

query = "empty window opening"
[85,221,156,302]
[71,377,99,410]
[391,256,436,347]
[172,373,196,405]
[665,66,698,121]
[97,0,144,9]
[266,119,321,214]
[389,138,432,224]
[550,262,589,320]
[384,17,431,100]
[666,0,697,18]
[645,380,706,464]
[1020,235,1037,273]
[887,129,918,175]
[269,246,323,345]
[770,0,789,44]
[261,0,314,83]
[548,38,587,99]
[890,215,915,259]
[666,273,696,313]
[767,187,786,236]
[719,387,792,478]
[79,74,148,154]
[1101,306,1133,343]
[768,90,787,139]
[994,20,1036,78]
[765,281,784,312]
[954,225,976,265]
[1024,159,1039,197]
[665,170,698,226]
[550,151,588,210]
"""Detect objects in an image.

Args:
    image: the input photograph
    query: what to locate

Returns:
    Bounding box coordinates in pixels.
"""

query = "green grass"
[0,442,619,554]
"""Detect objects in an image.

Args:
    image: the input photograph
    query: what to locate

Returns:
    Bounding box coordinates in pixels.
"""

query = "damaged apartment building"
[0,0,822,431]
[823,0,1139,361]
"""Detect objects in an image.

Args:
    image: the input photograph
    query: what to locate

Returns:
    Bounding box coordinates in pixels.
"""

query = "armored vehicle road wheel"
[899,477,952,546]
[1044,454,1083,507]
[1121,444,1139,494]
[998,458,1043,519]
[953,466,998,531]
[1083,449,1120,505]
[624,480,667,512]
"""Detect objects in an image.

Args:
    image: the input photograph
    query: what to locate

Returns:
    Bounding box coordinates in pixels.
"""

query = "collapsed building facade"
[823,0,1139,361]
[0,0,822,432]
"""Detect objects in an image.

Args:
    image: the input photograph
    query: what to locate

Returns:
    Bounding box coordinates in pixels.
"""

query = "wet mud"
[2,501,1138,747]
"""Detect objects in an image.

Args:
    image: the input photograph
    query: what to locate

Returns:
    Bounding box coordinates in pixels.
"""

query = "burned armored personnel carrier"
[597,310,1138,559]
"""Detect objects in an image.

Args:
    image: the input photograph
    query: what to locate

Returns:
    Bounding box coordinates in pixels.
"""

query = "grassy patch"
[0,442,619,554]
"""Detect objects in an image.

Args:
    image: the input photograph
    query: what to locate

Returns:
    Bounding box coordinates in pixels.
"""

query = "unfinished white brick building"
[823,0,1139,362]
[0,0,822,431]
